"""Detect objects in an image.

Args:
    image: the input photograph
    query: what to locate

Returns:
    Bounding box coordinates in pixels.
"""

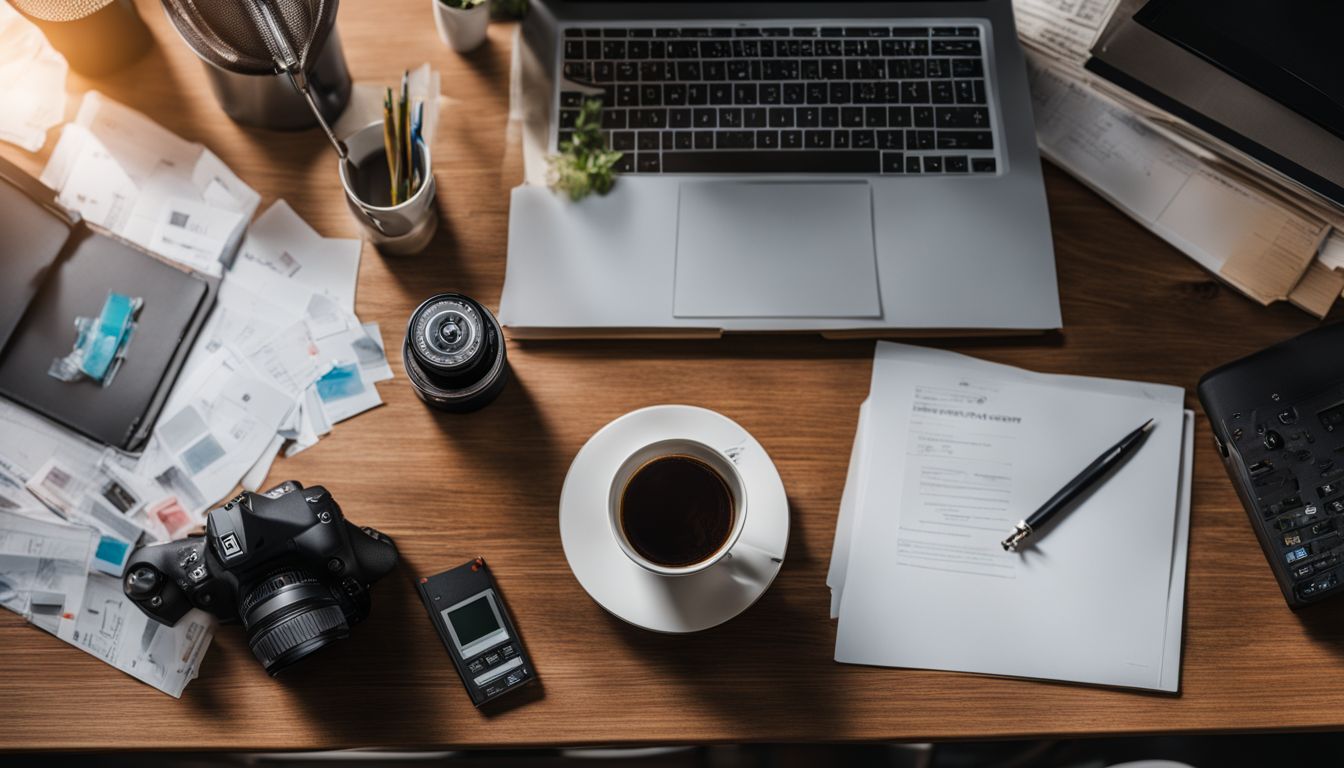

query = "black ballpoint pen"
[1001,418,1156,552]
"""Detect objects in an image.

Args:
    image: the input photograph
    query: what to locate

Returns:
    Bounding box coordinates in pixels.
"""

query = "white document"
[68,574,214,698]
[1027,57,1326,306]
[1012,0,1123,64]
[0,508,97,639]
[40,92,259,274]
[233,200,363,313]
[832,342,1192,691]
[151,348,297,508]
[0,3,67,152]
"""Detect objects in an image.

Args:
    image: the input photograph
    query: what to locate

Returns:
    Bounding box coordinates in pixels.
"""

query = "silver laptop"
[503,0,1060,335]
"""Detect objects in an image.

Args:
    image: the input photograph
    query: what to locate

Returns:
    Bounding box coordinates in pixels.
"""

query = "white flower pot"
[433,0,491,53]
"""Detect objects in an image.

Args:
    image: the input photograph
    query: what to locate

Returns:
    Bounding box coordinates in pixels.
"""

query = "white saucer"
[560,405,789,633]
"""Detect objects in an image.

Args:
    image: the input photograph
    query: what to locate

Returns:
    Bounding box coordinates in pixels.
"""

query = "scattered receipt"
[830,342,1193,691]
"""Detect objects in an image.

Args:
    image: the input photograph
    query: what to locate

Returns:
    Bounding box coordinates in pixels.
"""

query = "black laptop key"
[865,107,888,127]
[560,91,584,108]
[628,41,649,59]
[735,83,758,104]
[688,84,707,104]
[693,108,716,128]
[668,109,691,128]
[603,28,627,38]
[932,40,981,56]
[781,130,803,149]
[821,107,839,127]
[769,108,794,128]
[892,27,928,38]
[783,83,805,104]
[954,80,977,104]
[936,130,993,150]
[716,131,755,149]
[852,130,876,149]
[805,130,831,149]
[952,59,983,77]
[637,132,660,151]
[830,82,852,104]
[612,131,635,151]
[661,131,674,150]
[674,131,694,150]
[719,107,742,128]
[640,85,662,105]
[602,41,626,59]
[637,153,661,173]
[564,41,584,59]
[727,61,751,81]
[615,62,638,81]
[710,84,731,105]
[592,62,613,82]
[563,62,590,81]
[640,62,670,81]
[878,130,903,150]
[821,59,844,79]
[702,40,730,58]
[945,155,969,173]
[661,150,879,174]
[757,130,780,149]
[744,107,767,128]
[665,84,687,106]
[905,155,921,173]
[923,156,943,172]
[901,82,930,104]
[694,131,714,149]
[792,27,819,37]
[931,81,955,104]
[807,83,828,104]
[616,85,637,107]
[935,106,990,128]
[602,109,627,129]
[613,155,634,174]
[882,152,904,173]
[889,106,912,127]
[833,130,850,148]
[564,28,582,38]
[760,83,781,104]
[704,61,726,80]
[670,41,698,58]
[971,158,997,173]
[801,60,821,81]
[558,110,579,129]
[798,107,820,127]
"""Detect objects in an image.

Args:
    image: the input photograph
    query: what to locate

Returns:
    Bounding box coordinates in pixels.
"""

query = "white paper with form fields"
[831,342,1192,692]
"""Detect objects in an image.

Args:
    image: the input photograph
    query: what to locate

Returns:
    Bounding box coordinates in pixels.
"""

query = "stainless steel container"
[197,27,351,131]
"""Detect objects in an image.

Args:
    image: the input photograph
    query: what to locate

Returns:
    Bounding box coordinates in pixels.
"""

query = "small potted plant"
[432,0,491,53]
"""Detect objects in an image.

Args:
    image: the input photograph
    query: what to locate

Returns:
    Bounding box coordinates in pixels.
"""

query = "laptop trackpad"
[673,181,882,318]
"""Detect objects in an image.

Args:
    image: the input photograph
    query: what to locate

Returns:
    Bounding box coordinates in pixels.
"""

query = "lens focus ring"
[241,568,350,676]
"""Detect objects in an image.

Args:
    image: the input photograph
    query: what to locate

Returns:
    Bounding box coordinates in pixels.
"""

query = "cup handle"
[720,539,784,584]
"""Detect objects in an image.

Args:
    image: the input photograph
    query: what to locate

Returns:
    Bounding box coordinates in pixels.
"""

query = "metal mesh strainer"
[9,0,114,23]
[161,0,346,155]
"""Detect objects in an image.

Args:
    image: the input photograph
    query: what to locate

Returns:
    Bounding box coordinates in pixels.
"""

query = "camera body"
[123,481,398,675]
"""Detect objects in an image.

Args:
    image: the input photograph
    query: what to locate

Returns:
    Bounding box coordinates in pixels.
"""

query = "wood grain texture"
[2,0,1342,751]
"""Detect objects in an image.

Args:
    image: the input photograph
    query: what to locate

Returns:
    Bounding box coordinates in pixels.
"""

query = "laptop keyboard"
[557,24,999,176]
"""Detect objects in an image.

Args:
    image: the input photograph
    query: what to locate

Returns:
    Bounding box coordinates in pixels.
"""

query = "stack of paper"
[40,92,261,278]
[0,405,215,698]
[828,343,1193,691]
[0,94,398,696]
[130,199,392,518]
[1012,0,1344,317]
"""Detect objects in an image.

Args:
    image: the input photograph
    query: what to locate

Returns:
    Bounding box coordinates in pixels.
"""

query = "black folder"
[0,155,218,452]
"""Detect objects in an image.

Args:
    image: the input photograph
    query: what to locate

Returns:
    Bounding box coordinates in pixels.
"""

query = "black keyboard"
[556,23,999,176]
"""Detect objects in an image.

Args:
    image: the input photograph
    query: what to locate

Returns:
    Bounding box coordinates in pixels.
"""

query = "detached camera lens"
[239,569,350,676]
[404,293,508,412]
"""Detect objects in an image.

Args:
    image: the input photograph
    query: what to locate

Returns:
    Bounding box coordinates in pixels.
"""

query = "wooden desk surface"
[3,0,1343,752]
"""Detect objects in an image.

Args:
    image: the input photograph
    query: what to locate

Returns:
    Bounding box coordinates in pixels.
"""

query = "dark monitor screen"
[1136,0,1344,139]
[446,595,501,648]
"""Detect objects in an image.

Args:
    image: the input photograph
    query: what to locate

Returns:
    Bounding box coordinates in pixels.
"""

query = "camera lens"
[404,293,508,412]
[239,568,350,676]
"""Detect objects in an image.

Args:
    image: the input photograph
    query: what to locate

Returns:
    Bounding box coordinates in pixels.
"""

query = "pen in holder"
[338,121,438,256]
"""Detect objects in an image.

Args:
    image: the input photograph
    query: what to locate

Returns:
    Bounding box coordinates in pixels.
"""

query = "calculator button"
[1293,563,1315,580]
[1318,483,1341,497]
[483,682,508,697]
[500,643,517,658]
[484,651,502,667]
[468,658,486,674]
[505,668,528,686]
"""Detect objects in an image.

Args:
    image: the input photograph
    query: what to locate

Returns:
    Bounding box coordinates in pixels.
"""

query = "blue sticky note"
[316,362,365,402]
[95,536,130,565]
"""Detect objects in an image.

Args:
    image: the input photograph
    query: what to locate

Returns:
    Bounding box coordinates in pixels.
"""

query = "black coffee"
[620,455,734,567]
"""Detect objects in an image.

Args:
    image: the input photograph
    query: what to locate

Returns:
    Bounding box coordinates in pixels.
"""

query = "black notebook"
[0,155,217,452]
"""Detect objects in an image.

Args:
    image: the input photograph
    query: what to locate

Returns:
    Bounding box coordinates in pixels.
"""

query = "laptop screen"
[1136,0,1344,140]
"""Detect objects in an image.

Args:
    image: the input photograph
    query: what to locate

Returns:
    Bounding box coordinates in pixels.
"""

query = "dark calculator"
[417,558,536,706]
[1199,323,1344,608]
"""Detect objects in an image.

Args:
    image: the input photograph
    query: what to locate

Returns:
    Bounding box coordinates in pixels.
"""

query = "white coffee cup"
[608,438,749,577]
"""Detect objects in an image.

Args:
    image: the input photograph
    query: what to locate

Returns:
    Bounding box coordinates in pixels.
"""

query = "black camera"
[122,481,398,676]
